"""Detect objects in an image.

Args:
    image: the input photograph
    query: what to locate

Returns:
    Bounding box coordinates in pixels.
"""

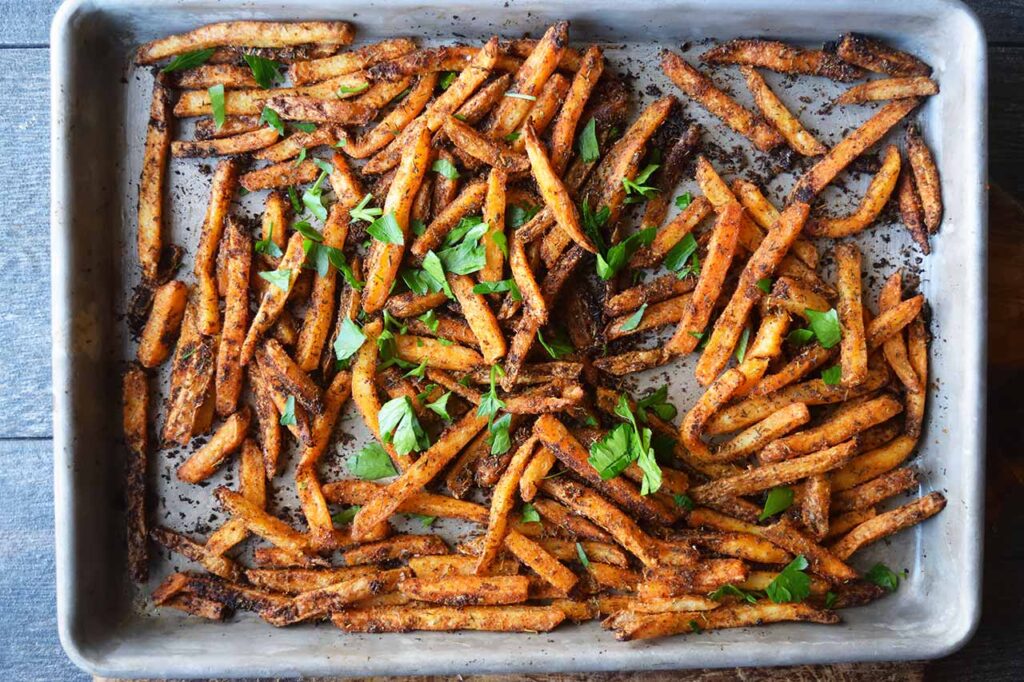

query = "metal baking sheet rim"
[49,0,988,677]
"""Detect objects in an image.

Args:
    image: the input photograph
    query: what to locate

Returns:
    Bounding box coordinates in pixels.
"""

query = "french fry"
[790,98,919,203]
[680,363,766,461]
[630,195,712,268]
[714,402,811,462]
[531,498,614,543]
[836,33,933,78]
[807,145,901,238]
[905,124,943,234]
[172,126,279,157]
[254,124,341,163]
[752,344,833,397]
[394,334,485,370]
[266,568,409,626]
[248,364,282,478]
[519,446,557,502]
[162,301,216,445]
[702,38,863,81]
[661,51,782,152]
[801,474,832,540]
[476,436,537,574]
[193,159,239,336]
[150,527,243,582]
[509,231,548,323]
[137,83,171,282]
[194,114,260,140]
[172,71,368,117]
[504,38,582,70]
[878,272,922,393]
[401,575,530,606]
[695,202,811,385]
[351,411,489,539]
[180,573,290,616]
[408,555,519,579]
[530,537,630,570]
[290,37,417,85]
[216,486,317,558]
[213,221,250,415]
[450,274,507,364]
[332,604,566,633]
[608,602,838,641]
[638,560,749,599]
[342,534,449,566]
[826,508,877,540]
[137,280,188,368]
[257,338,323,415]
[730,179,818,270]
[746,309,790,361]
[487,21,567,139]
[640,124,702,230]
[346,72,438,158]
[548,45,604,174]
[246,566,378,594]
[742,66,826,156]
[905,316,928,439]
[834,243,868,386]
[350,320,413,472]
[177,406,251,483]
[606,294,690,340]
[241,230,306,365]
[444,115,530,173]
[837,76,938,104]
[760,519,859,583]
[362,122,432,313]
[503,530,579,593]
[410,179,487,257]
[832,466,918,513]
[323,479,489,524]
[509,72,570,150]
[122,365,149,583]
[204,439,266,556]
[263,95,376,124]
[666,202,742,353]
[540,477,660,568]
[830,492,946,559]
[866,295,924,350]
[479,167,508,282]
[240,159,320,191]
[675,530,791,565]
[604,274,696,317]
[136,20,353,63]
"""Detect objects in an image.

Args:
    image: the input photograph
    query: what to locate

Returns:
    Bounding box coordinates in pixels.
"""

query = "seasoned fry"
[177,406,251,483]
[836,33,933,78]
[172,126,279,158]
[444,115,530,173]
[790,98,919,203]
[137,280,188,368]
[802,474,832,540]
[194,115,260,140]
[254,125,341,163]
[760,396,902,464]
[837,76,938,104]
[122,365,149,583]
[681,362,769,461]
[402,575,530,606]
[609,601,838,641]
[137,83,171,281]
[137,21,353,63]
[831,492,946,559]
[730,179,818,270]
[173,73,370,117]
[342,535,449,566]
[905,124,943,234]
[332,604,566,633]
[162,301,216,445]
[742,66,826,156]
[394,334,485,370]
[834,243,868,386]
[450,274,506,363]
[476,437,537,574]
[606,294,690,340]
[703,39,862,81]
[487,22,568,139]
[807,145,901,238]
[241,159,320,191]
[640,124,702,230]
[193,159,238,336]
[264,95,376,125]
[548,45,604,174]
[630,195,712,268]
[290,38,416,85]
[346,73,438,158]
[905,316,929,439]
[214,222,250,415]
[715,402,811,462]
[257,338,323,415]
[479,167,508,283]
[832,466,918,513]
[363,122,432,314]
[661,51,782,152]
[878,272,921,393]
[150,527,243,582]
[897,164,930,253]
[605,274,696,317]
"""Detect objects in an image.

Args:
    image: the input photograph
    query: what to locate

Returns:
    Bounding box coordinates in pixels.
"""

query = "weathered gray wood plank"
[0,48,50,438]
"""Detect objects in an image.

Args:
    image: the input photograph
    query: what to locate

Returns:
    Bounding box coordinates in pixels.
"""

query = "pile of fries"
[124,20,947,641]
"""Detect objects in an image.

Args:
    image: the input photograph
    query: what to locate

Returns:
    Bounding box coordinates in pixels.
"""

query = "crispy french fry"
[742,66,826,156]
[834,243,868,386]
[254,124,341,163]
[351,411,489,539]
[715,403,811,462]
[342,534,449,566]
[216,486,317,558]
[666,202,742,353]
[410,179,487,257]
[193,159,239,336]
[137,20,353,63]
[801,474,832,540]
[241,230,306,364]
[831,492,946,559]
[402,575,530,606]
[807,145,901,238]
[836,33,933,77]
[640,123,703,230]
[177,406,251,483]
[194,114,261,140]
[832,466,918,513]
[163,301,216,445]
[204,439,266,556]
[479,167,508,282]
[213,222,250,416]
[905,316,928,439]
[122,365,149,583]
[509,72,569,150]
[476,436,537,574]
[487,22,567,139]
[263,95,376,124]
[548,45,604,174]
[519,446,557,502]
[172,126,279,157]
[608,601,837,641]
[826,508,878,540]
[332,604,565,633]
[676,530,791,565]
[150,526,243,582]
[241,159,320,191]
[695,202,811,385]
[730,179,818,269]
[606,294,690,340]
[290,37,417,85]
[905,124,943,234]
[630,195,712,268]
[702,39,862,81]
[394,334,485,370]
[867,295,924,350]
[790,98,919,203]
[350,320,413,472]
[450,274,506,363]
[445,115,530,173]
[257,338,323,415]
[605,274,696,317]
[346,73,438,158]
[246,566,377,594]
[760,518,859,582]
[137,280,188,368]
[661,51,782,152]
[509,232,547,324]
[266,568,409,626]
[531,498,613,543]
[837,76,938,105]
[878,272,922,393]
[746,309,790,361]
[681,361,769,461]
[137,83,171,281]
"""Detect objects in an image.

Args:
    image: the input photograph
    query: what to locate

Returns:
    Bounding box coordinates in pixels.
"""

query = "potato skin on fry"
[702,38,863,81]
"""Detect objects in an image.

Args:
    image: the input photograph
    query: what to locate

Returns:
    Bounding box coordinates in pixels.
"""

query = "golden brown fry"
[444,115,530,173]
[878,272,922,393]
[323,479,489,525]
[531,498,613,543]
[137,20,353,63]
[176,406,251,483]
[695,202,811,385]
[790,98,919,203]
[730,179,818,270]
[350,320,413,472]
[519,446,557,502]
[702,38,862,81]
[342,535,449,566]
[476,437,537,574]
[630,195,712,268]
[742,66,826,156]
[204,439,266,556]
[677,530,791,565]
[332,604,566,633]
[834,242,868,386]
[290,38,417,85]
[263,95,376,124]
[832,466,918,513]
[606,294,690,340]
[548,45,604,174]
[801,474,832,541]
[807,145,901,238]
[666,202,742,353]
[639,124,702,231]
[609,601,838,641]
[836,33,933,77]
[905,316,928,439]
[479,167,508,283]
[164,63,258,89]
[241,158,320,192]
[257,338,323,415]
[212,223,250,416]
[410,179,487,257]
[831,492,946,559]
[680,362,768,461]
[363,122,432,314]
[450,274,507,364]
[216,486,317,558]
[247,365,282,478]
[509,73,569,150]
[122,365,149,583]
[246,566,378,595]
[867,295,924,350]
[173,72,369,117]
[137,280,188,368]
[194,115,260,140]
[162,301,216,445]
[604,274,696,317]
[408,555,519,579]
[760,518,860,583]
[826,508,878,540]
[714,403,811,462]
[346,72,438,158]
[394,334,485,370]
[265,568,409,626]
[487,21,567,139]
[150,527,243,582]
[254,124,341,163]
[193,159,238,336]
[905,124,943,234]
[351,411,490,539]
[402,575,530,606]
[172,126,279,158]
[137,83,171,282]
[661,50,782,152]
[837,76,938,105]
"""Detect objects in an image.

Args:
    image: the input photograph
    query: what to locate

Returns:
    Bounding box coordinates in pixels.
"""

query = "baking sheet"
[52,0,986,677]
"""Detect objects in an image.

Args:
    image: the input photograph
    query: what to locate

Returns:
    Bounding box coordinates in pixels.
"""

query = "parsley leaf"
[824,591,838,609]
[347,442,398,480]
[596,228,656,281]
[504,91,537,101]
[367,211,404,244]
[575,541,591,568]
[821,365,842,385]
[259,106,285,136]
[622,163,660,203]
[337,82,370,96]
[756,277,774,294]
[588,394,661,494]
[805,308,842,349]
[421,251,454,298]
[302,168,331,221]
[333,318,366,362]
[673,493,694,510]
[620,304,647,332]
[255,223,284,258]
[675,192,693,210]
[708,584,759,604]
[736,327,751,363]
[258,268,291,292]
[410,513,436,528]
[477,364,506,423]
[425,391,452,420]
[208,84,226,131]
[588,423,635,480]
[787,328,815,346]
[437,219,488,275]
[636,385,677,422]
[537,328,574,360]
[404,358,428,378]
[293,121,317,133]
[765,555,811,603]
[580,199,610,254]
[507,203,541,230]
[521,503,541,524]
[488,412,512,455]
[665,233,700,279]
[327,247,363,289]
[865,563,903,592]
[503,131,521,143]
[473,279,521,300]
[242,54,284,89]
[160,48,215,73]
[278,395,297,426]
[293,220,323,242]
[577,118,600,163]
[287,186,304,214]
[432,157,461,180]
[418,309,440,332]
[759,486,794,521]
[331,505,361,525]
[378,396,430,456]
[350,193,383,224]
[439,71,458,90]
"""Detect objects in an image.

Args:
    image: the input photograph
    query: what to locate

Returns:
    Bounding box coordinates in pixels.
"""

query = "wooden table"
[2,1,1021,679]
